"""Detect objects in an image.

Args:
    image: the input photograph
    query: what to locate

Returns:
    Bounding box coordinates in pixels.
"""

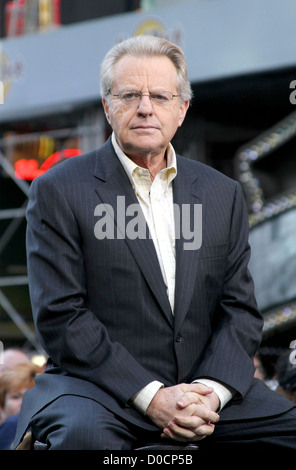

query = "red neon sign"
[14,148,82,180]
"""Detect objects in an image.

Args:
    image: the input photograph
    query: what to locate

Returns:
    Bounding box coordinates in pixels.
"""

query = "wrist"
[131,381,164,415]
[207,391,220,412]
[193,378,233,411]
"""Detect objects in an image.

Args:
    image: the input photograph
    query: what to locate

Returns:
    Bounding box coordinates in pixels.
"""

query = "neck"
[112,134,169,181]
[130,152,167,180]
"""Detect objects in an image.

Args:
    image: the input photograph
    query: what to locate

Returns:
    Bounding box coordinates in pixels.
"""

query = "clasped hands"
[146,383,220,442]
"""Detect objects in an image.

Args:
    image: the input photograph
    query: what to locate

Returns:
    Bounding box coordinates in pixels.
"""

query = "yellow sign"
[133,18,183,46]
[134,19,167,38]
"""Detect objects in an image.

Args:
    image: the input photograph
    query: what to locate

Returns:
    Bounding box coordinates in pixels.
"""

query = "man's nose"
[137,94,154,115]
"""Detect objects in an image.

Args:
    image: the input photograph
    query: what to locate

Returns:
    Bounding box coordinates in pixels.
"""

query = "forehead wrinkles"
[112,56,178,91]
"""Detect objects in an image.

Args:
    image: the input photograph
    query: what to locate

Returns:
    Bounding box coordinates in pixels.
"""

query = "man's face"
[102,55,189,160]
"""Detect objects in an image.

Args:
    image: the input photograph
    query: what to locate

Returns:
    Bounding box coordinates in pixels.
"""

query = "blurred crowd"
[254,349,296,403]
[0,348,45,450]
[0,346,295,450]
[272,350,296,403]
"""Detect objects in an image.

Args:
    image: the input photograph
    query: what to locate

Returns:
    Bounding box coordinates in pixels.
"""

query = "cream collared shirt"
[111,133,232,414]
[112,133,177,313]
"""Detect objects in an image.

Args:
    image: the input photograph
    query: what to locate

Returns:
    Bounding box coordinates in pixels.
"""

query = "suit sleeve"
[194,182,264,400]
[26,174,156,405]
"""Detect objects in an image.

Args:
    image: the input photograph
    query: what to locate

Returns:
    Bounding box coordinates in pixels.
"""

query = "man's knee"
[31,395,135,450]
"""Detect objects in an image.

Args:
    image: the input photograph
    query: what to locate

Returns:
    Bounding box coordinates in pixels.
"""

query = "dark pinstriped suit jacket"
[14,138,294,445]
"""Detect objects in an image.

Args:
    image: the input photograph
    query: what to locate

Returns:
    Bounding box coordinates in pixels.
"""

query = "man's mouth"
[132,125,159,131]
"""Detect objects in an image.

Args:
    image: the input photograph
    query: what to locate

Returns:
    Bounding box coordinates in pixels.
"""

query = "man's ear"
[178,100,190,127]
[102,99,111,124]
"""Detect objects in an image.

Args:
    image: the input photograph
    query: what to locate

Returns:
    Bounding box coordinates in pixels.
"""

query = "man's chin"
[122,141,166,159]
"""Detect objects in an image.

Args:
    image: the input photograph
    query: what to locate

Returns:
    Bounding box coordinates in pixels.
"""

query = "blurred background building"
[0,0,296,378]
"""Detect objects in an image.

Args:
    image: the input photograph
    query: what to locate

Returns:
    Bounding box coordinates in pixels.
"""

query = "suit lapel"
[93,140,173,327]
[173,155,203,333]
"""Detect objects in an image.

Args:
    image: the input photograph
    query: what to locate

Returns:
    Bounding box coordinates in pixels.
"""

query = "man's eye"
[152,93,169,101]
[122,92,139,100]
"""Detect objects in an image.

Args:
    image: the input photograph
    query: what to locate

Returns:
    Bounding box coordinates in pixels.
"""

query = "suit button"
[175,334,183,342]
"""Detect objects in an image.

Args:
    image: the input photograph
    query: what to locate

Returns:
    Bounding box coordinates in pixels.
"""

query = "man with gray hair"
[14,35,296,451]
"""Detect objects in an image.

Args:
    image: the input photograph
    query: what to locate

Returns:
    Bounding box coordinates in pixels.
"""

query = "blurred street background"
[0,0,296,382]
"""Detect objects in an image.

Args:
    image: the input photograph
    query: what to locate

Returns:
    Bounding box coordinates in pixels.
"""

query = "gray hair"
[100,35,192,103]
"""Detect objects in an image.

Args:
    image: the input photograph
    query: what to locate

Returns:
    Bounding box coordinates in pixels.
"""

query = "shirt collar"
[111,132,177,187]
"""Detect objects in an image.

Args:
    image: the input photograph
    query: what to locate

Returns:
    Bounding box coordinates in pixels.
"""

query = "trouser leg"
[30,395,151,450]
[200,407,296,450]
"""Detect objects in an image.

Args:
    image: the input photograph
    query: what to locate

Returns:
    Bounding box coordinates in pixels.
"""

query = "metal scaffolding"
[235,111,296,340]
[0,117,104,352]
[0,149,42,351]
